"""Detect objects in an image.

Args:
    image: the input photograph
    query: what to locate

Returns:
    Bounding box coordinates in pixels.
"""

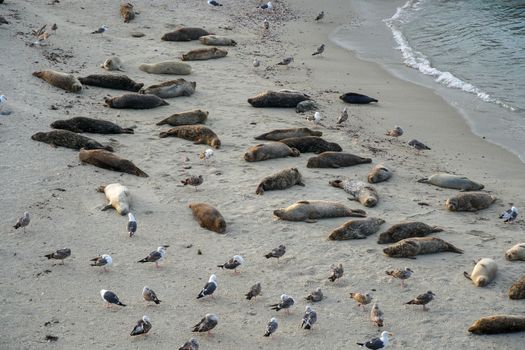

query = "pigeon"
[0,16,9,25]
[406,290,435,311]
[385,126,403,137]
[258,1,273,10]
[90,254,112,272]
[408,139,431,153]
[199,148,214,164]
[357,331,393,350]
[301,305,317,330]
[370,303,384,327]
[91,25,108,35]
[328,263,343,282]
[277,57,294,66]
[44,248,71,264]
[217,255,244,274]
[386,267,413,287]
[138,245,169,269]
[337,107,348,124]
[312,44,325,56]
[264,317,278,337]
[265,244,286,260]
[315,11,324,21]
[197,274,217,299]
[127,213,137,237]
[192,314,218,335]
[13,212,30,232]
[263,19,269,30]
[245,282,262,300]
[179,338,199,350]
[207,0,222,6]
[499,206,518,223]
[130,316,152,336]
[253,58,261,67]
[143,286,161,305]
[100,289,126,307]
[350,292,373,308]
[269,294,295,313]
[305,287,323,302]
[181,175,203,191]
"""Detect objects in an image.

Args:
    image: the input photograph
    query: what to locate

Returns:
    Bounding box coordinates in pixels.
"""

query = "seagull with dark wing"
[13,212,30,232]
[269,294,295,313]
[197,274,218,299]
[258,1,273,10]
[127,213,137,237]
[246,282,262,301]
[312,44,325,56]
[179,338,199,350]
[406,290,435,311]
[91,25,108,35]
[143,286,161,305]
[357,331,393,350]
[500,206,518,223]
[44,248,71,264]
[277,57,294,66]
[328,263,344,282]
[90,254,112,272]
[315,11,324,21]
[306,287,323,302]
[100,289,126,307]
[130,316,152,336]
[138,245,168,269]
[263,317,278,337]
[408,139,431,154]
[192,314,218,335]
[301,305,317,330]
[265,244,286,261]
[217,255,244,274]
[337,107,348,124]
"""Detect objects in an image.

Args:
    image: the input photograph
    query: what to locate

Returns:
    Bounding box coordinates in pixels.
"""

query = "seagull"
[263,317,278,337]
[499,206,518,223]
[312,44,325,56]
[44,248,71,264]
[269,294,295,313]
[253,58,261,67]
[370,303,384,327]
[258,1,273,10]
[408,139,431,153]
[357,331,393,350]
[127,213,137,237]
[13,212,30,232]
[386,267,413,287]
[337,107,348,124]
[265,244,286,260]
[245,282,262,300]
[385,126,403,137]
[192,314,218,335]
[91,25,108,35]
[51,23,57,31]
[130,316,152,336]
[305,287,323,302]
[181,175,204,191]
[350,292,373,309]
[197,274,218,299]
[406,290,435,311]
[179,338,199,350]
[301,305,317,330]
[199,148,214,164]
[90,254,112,272]
[217,255,244,274]
[100,289,126,307]
[138,245,169,269]
[315,11,324,21]
[263,19,269,30]
[328,263,343,282]
[207,0,222,6]
[307,111,321,125]
[277,57,294,66]
[143,286,161,305]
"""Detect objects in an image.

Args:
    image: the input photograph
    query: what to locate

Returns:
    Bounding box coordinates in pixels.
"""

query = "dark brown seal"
[188,203,226,233]
[329,179,378,207]
[509,275,525,300]
[161,27,211,41]
[247,90,310,108]
[328,217,385,240]
[31,130,113,151]
[256,168,304,195]
[104,94,169,109]
[445,192,496,212]
[33,70,82,93]
[159,125,221,149]
[51,117,134,134]
[244,143,300,162]
[78,74,143,92]
[279,136,342,154]
[79,149,148,177]
[255,128,322,141]
[468,315,525,334]
[383,237,463,258]
[181,47,228,61]
[307,152,372,168]
[377,222,444,244]
[156,109,208,126]
[273,200,366,223]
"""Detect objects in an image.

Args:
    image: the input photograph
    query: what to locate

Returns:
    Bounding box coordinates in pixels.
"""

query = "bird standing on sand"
[264,317,278,337]
[406,290,435,311]
[337,107,348,124]
[386,267,413,287]
[182,175,203,191]
[192,314,218,335]
[51,23,57,31]
[91,25,108,35]
[217,255,244,274]
[199,148,214,164]
[500,206,518,223]
[44,248,71,264]
[130,316,152,336]
[207,0,222,6]
[350,292,373,309]
[179,338,199,350]
[312,44,325,56]
[357,331,393,350]
[301,305,317,330]
[263,19,269,30]
[306,287,323,302]
[127,212,137,237]
[143,286,161,305]
[138,245,169,269]
[328,263,344,282]
[13,211,30,232]
[265,244,286,260]
[253,58,261,67]
[385,126,403,137]
[370,303,384,327]
[100,289,126,307]
[258,1,273,10]
[90,254,112,272]
[307,111,321,125]
[408,139,431,153]
[246,282,262,300]
[270,294,295,313]
[197,274,218,299]
[277,57,294,66]
[315,11,324,21]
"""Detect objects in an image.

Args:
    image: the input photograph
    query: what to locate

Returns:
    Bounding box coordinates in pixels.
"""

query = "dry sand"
[1,0,524,349]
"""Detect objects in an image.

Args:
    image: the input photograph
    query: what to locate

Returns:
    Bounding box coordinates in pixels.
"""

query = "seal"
[307,152,372,168]
[181,47,228,61]
[119,3,135,23]
[51,117,134,134]
[339,92,378,104]
[255,128,322,141]
[255,167,305,195]
[273,200,366,223]
[329,179,378,207]
[104,94,168,109]
[161,27,211,41]
[463,258,498,287]
[505,243,525,261]
[156,109,208,126]
[244,143,300,162]
[468,315,525,334]
[79,149,148,177]
[377,222,443,244]
[139,79,196,98]
[295,100,318,113]
[383,237,463,258]
[509,275,525,299]
[328,217,385,240]
[188,203,226,233]
[248,90,310,108]
[445,192,496,212]
[100,56,124,71]
[418,173,484,191]
[78,74,144,92]
[199,35,237,46]
[279,136,342,154]
[139,61,192,75]
[367,164,392,183]
[159,125,221,149]
[31,130,113,151]
[33,70,82,93]
[97,183,131,215]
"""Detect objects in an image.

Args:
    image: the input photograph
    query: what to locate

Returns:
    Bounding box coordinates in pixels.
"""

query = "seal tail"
[134,168,149,178]
[156,119,167,126]
[160,100,169,106]
[417,177,429,183]
[104,145,114,152]
[122,128,134,134]
[431,226,444,233]
[159,132,169,138]
[255,184,264,195]
[447,243,463,254]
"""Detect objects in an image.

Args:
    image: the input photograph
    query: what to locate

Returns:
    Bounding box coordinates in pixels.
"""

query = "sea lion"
[329,179,378,207]
[445,192,496,212]
[97,183,131,215]
[255,168,305,195]
[339,92,378,104]
[188,203,226,233]
[104,94,168,109]
[199,35,237,46]
[463,258,498,287]
[100,56,124,71]
[509,275,525,299]
[161,27,211,41]
[307,152,372,168]
[31,130,113,151]
[273,200,366,223]
[279,136,342,154]
[156,109,208,126]
[328,217,385,240]
[139,79,196,98]
[51,117,134,134]
[181,47,228,61]
[32,70,82,93]
[248,90,310,108]
[159,125,221,149]
[383,237,463,258]
[255,128,322,141]
[367,164,392,183]
[139,61,192,75]
[505,243,525,261]
[468,315,525,334]
[119,3,135,23]
[377,222,443,244]
[244,143,300,162]
[418,173,484,191]
[78,74,143,92]
[79,149,148,177]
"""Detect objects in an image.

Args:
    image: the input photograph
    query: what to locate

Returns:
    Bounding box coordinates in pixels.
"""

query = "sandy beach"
[1,0,525,349]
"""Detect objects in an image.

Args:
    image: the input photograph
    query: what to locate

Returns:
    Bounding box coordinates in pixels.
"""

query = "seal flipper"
[417,178,429,184]
[447,242,464,254]
[101,204,114,211]
[304,219,317,223]
[463,271,472,280]
[431,226,444,233]
[297,181,306,186]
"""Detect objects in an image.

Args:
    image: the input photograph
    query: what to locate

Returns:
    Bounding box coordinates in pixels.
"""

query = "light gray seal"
[328,217,385,240]
[273,200,366,223]
[418,173,484,191]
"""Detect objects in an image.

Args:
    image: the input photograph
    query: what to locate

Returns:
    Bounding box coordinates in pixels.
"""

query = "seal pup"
[445,192,496,212]
[274,200,366,223]
[509,275,525,299]
[104,94,168,109]
[265,244,286,260]
[418,173,484,191]
[386,267,413,287]
[139,61,192,75]
[51,117,134,134]
[188,203,226,233]
[301,306,317,330]
[80,149,148,177]
[181,47,228,61]
[244,143,300,162]
[306,287,323,302]
[349,292,372,309]
[159,125,221,149]
[13,212,30,232]
[368,164,392,183]
[130,316,152,337]
[383,237,463,258]
[44,248,71,264]
[247,90,310,108]
[100,56,123,71]
[156,109,208,126]
[377,222,443,244]
[246,282,262,300]
[182,175,203,191]
[161,27,211,41]
[255,167,304,195]
[357,331,393,349]
[500,206,518,223]
[33,70,82,92]
[119,3,135,23]
[463,258,498,287]
[138,245,169,269]
[31,130,113,151]
[468,315,525,334]
[199,35,237,46]
[139,79,196,98]
[97,183,131,215]
[307,152,372,168]
[100,289,126,307]
[406,290,435,311]
[329,179,379,207]
[385,126,403,137]
[340,92,378,104]
[328,217,385,240]
[370,303,384,327]
[279,136,342,154]
[264,318,278,337]
[78,74,143,92]
[328,263,344,282]
[505,243,525,261]
[179,338,199,350]
[269,294,295,313]
[192,314,218,335]
[255,128,321,141]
